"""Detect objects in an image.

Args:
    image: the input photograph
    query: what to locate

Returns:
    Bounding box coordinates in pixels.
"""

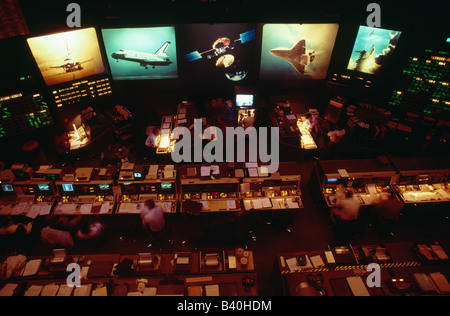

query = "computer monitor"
[236,94,254,107]
[27,27,107,86]
[161,182,173,190]
[62,184,74,193]
[38,184,50,192]
[98,184,110,191]
[1,184,14,192]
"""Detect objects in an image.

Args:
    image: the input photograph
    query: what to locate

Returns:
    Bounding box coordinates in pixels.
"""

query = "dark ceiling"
[17,0,449,36]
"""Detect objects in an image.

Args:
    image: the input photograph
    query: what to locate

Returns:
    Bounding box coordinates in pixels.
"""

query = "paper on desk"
[346,277,370,296]
[262,198,272,208]
[22,259,42,277]
[143,287,157,296]
[40,204,52,216]
[248,168,258,177]
[127,292,142,296]
[74,284,91,296]
[100,203,110,214]
[258,166,269,177]
[79,203,92,214]
[367,184,377,194]
[245,163,258,168]
[243,200,252,210]
[211,165,220,175]
[227,200,236,210]
[285,258,301,272]
[310,255,325,268]
[24,285,42,296]
[149,165,159,177]
[58,203,77,214]
[12,203,30,215]
[201,166,211,177]
[252,199,263,210]
[41,284,60,297]
[164,171,174,179]
[92,286,108,296]
[271,199,281,209]
[286,114,297,121]
[200,201,209,210]
[57,285,74,297]
[27,205,42,219]
[0,284,18,296]
[205,284,219,296]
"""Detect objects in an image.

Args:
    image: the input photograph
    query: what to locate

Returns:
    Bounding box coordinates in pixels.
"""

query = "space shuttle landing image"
[111,41,173,69]
[102,27,178,80]
[27,27,106,86]
[260,24,339,80]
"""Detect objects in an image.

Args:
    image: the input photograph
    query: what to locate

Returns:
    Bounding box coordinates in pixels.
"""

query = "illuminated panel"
[51,76,112,108]
[388,49,450,118]
[0,93,54,139]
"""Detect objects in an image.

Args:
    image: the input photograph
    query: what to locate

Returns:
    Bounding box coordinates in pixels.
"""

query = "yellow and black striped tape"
[281,262,422,274]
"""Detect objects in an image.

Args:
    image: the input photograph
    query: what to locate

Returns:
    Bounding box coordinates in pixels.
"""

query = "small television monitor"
[327,178,338,184]
[161,182,173,190]
[38,184,50,192]
[347,26,402,75]
[1,184,14,192]
[27,27,106,86]
[134,172,143,180]
[98,184,110,191]
[101,26,178,80]
[236,94,254,107]
[122,183,136,194]
[62,184,74,193]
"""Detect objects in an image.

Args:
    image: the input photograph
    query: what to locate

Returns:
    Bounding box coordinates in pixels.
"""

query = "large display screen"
[347,26,402,75]
[180,24,257,83]
[27,28,106,86]
[260,24,339,80]
[102,26,178,80]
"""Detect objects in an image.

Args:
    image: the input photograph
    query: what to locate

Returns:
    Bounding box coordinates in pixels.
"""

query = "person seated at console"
[331,191,361,223]
[140,199,166,237]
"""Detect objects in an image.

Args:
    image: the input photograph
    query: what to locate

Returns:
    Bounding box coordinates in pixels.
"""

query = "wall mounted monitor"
[180,24,257,83]
[347,26,402,75]
[37,184,50,192]
[102,26,178,80]
[260,24,339,80]
[236,94,254,107]
[27,27,106,86]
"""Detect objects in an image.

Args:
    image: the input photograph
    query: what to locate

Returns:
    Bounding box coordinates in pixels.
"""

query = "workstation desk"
[116,164,178,214]
[312,158,399,208]
[178,164,241,213]
[241,162,303,211]
[277,241,450,296]
[390,157,450,204]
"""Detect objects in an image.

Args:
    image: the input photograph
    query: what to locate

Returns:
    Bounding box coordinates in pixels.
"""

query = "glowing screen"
[27,28,106,86]
[102,27,178,80]
[260,24,339,80]
[347,26,402,75]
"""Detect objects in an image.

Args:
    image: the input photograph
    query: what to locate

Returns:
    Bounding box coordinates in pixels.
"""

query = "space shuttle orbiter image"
[270,40,316,74]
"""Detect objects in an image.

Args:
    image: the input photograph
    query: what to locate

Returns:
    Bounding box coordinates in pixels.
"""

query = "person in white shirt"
[76,220,104,241]
[303,113,318,132]
[328,129,346,143]
[332,191,361,222]
[145,127,161,148]
[140,199,166,235]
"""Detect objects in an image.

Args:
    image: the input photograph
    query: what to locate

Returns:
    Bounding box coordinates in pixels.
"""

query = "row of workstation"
[0,248,258,296]
[0,162,303,218]
[311,156,450,208]
[277,241,450,296]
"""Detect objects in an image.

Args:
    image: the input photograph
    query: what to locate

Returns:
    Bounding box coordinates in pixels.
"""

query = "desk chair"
[146,223,172,247]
